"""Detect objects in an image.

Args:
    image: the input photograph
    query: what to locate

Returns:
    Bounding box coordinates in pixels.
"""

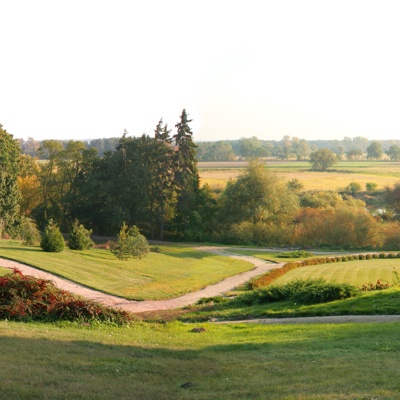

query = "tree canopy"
[309,148,337,171]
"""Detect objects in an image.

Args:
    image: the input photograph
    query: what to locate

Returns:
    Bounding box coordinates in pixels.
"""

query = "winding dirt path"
[2,247,400,324]
[0,247,283,313]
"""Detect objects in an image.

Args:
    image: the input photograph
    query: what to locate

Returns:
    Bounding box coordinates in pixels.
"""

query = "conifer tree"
[173,110,200,234]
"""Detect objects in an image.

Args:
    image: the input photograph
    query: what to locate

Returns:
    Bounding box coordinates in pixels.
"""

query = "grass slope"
[272,259,400,287]
[1,320,400,399]
[0,241,253,301]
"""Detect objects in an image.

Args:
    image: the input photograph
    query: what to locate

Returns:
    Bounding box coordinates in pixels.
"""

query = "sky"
[1,0,400,142]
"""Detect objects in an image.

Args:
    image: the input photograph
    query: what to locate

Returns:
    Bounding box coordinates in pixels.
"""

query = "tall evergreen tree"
[152,120,174,240]
[0,124,22,236]
[173,109,200,235]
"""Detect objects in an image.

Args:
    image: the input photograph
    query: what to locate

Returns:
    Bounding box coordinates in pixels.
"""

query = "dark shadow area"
[2,322,400,399]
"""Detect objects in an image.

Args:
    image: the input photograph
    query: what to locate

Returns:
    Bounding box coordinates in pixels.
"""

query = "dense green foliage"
[309,148,337,170]
[0,125,21,236]
[6,119,400,249]
[68,220,94,250]
[234,278,357,306]
[19,216,41,245]
[40,220,65,252]
[110,223,149,260]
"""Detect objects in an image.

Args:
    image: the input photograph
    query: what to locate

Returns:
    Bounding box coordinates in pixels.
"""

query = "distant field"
[198,160,400,191]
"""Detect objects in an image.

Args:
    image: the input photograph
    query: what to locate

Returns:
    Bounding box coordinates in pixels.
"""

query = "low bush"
[196,296,229,305]
[235,279,357,306]
[0,269,132,324]
[359,279,391,291]
[277,250,314,258]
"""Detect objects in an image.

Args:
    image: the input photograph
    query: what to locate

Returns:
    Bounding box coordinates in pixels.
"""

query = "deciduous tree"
[309,148,337,171]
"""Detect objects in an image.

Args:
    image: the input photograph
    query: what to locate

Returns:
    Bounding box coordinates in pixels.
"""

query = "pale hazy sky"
[1,0,400,142]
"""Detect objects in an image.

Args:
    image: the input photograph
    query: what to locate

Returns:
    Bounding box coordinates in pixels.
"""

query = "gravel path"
[2,247,399,324]
[0,247,283,313]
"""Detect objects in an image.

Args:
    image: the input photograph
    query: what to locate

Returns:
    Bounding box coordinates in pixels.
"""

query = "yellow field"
[198,161,400,191]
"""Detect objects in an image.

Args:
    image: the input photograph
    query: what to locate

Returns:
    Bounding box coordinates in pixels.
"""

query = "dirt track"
[2,247,400,324]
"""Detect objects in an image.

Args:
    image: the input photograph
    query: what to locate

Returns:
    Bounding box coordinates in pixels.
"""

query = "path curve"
[0,246,283,313]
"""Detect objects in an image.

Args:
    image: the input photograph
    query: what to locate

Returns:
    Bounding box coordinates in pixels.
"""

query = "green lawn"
[2,320,400,399]
[0,241,253,300]
[273,259,400,287]
[0,266,11,276]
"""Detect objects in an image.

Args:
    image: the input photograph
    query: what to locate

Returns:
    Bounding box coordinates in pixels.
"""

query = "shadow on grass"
[0,246,43,253]
[2,322,400,399]
[161,249,219,260]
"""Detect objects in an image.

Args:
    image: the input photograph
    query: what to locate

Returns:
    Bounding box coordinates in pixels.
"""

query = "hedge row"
[248,252,400,290]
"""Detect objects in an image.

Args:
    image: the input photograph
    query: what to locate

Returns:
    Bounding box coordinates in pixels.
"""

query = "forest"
[3,110,400,250]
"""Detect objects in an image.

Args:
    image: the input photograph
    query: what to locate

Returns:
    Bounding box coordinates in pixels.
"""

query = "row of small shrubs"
[40,220,94,252]
[249,253,400,290]
[0,269,133,324]
[234,278,358,306]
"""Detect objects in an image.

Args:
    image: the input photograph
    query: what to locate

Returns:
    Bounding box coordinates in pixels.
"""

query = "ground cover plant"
[2,320,400,399]
[0,241,253,300]
[0,269,131,324]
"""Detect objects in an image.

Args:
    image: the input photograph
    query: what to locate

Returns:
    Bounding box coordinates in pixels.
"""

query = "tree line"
[18,134,400,162]
[4,115,400,249]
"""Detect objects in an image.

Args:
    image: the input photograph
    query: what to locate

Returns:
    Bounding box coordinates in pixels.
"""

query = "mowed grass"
[0,266,11,276]
[273,259,400,287]
[0,241,253,301]
[2,320,400,399]
[199,160,400,191]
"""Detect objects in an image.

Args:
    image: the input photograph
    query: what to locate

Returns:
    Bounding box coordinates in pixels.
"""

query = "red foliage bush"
[0,269,132,324]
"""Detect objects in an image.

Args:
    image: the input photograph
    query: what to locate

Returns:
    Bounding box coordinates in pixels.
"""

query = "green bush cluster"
[68,220,94,250]
[236,278,357,306]
[278,250,314,258]
[110,223,149,260]
[40,220,65,252]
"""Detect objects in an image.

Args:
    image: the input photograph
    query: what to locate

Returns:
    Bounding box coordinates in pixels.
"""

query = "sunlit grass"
[0,241,253,300]
[2,320,400,399]
[273,259,400,287]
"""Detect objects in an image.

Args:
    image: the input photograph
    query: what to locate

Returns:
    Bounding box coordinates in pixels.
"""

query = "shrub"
[366,182,378,192]
[278,250,314,258]
[110,223,149,260]
[19,216,41,245]
[68,220,94,250]
[196,296,229,305]
[40,220,65,252]
[235,279,357,306]
[359,279,391,291]
[0,269,132,324]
